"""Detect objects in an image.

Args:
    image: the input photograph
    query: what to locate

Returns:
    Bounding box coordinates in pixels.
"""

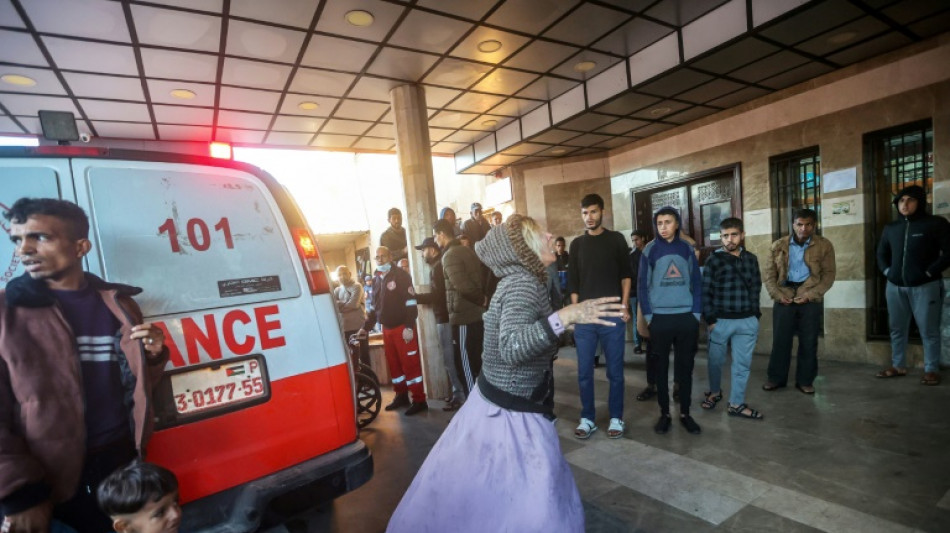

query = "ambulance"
[0,145,373,531]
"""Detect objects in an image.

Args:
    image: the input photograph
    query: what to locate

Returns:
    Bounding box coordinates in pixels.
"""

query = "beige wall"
[508,34,950,367]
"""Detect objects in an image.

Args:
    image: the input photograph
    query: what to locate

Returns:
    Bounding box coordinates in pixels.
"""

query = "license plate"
[170,357,268,415]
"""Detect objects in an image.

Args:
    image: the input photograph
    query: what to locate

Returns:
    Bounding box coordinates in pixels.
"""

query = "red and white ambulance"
[0,145,372,531]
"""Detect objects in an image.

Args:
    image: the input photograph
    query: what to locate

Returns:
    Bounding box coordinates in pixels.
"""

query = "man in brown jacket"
[0,198,168,533]
[762,208,836,395]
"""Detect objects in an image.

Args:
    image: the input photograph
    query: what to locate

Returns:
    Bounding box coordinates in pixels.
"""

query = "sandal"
[701,391,722,410]
[728,403,764,420]
[876,367,907,378]
[921,372,941,386]
[607,418,624,439]
[636,385,657,401]
[574,418,597,439]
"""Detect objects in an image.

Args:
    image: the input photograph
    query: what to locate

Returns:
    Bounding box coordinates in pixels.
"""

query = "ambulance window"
[0,166,63,290]
[86,166,301,316]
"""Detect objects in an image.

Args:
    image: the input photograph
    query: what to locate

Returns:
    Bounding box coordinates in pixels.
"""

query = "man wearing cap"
[414,237,465,410]
[462,203,491,244]
[875,185,950,386]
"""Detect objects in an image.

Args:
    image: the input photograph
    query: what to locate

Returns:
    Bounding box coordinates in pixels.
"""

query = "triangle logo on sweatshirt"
[664,263,682,279]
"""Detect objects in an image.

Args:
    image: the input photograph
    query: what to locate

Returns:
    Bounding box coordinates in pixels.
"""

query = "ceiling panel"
[219,86,281,113]
[428,110,480,129]
[663,105,719,124]
[596,118,650,135]
[301,34,378,73]
[759,61,835,90]
[422,58,494,89]
[0,1,25,28]
[705,85,769,107]
[558,112,617,132]
[827,32,914,65]
[416,0,497,21]
[22,0,130,42]
[515,76,578,100]
[628,99,691,120]
[353,137,395,150]
[315,0,405,42]
[388,10,473,54]
[226,20,306,63]
[444,92,506,114]
[470,68,538,95]
[79,100,150,121]
[140,49,218,82]
[348,76,403,102]
[486,0,578,35]
[214,127,266,144]
[758,0,865,45]
[593,92,662,115]
[278,94,339,116]
[449,25,531,64]
[221,58,292,90]
[689,37,780,74]
[1,66,67,95]
[0,94,80,115]
[159,124,212,141]
[271,115,324,132]
[645,0,730,25]
[592,17,674,56]
[502,39,581,73]
[0,29,47,66]
[366,47,440,81]
[321,118,373,135]
[311,133,357,148]
[93,121,156,139]
[217,110,272,129]
[146,80,216,107]
[527,128,582,144]
[130,4,222,52]
[366,123,394,138]
[794,16,890,57]
[432,140,469,153]
[543,3,630,46]
[152,104,214,125]
[675,78,748,104]
[230,0,318,28]
[42,37,138,75]
[334,99,389,121]
[550,50,623,81]
[266,131,314,145]
[729,50,810,83]
[488,97,544,117]
[288,67,356,96]
[638,68,714,96]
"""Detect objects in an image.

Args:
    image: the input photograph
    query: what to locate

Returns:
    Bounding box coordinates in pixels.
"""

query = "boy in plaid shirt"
[701,217,764,420]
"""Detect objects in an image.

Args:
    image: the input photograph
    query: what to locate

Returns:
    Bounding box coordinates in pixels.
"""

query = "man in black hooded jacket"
[875,185,950,386]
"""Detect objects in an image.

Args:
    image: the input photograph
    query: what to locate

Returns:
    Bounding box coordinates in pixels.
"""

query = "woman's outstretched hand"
[557,297,625,327]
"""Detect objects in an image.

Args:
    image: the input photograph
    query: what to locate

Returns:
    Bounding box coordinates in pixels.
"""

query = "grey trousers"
[438,322,466,401]
[886,279,942,372]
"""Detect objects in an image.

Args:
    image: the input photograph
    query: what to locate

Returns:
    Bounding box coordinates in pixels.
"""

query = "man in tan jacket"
[762,208,836,394]
[1,198,167,533]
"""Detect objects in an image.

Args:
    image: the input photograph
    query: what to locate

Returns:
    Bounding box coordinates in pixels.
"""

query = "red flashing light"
[292,227,330,295]
[210,142,232,159]
[33,145,106,157]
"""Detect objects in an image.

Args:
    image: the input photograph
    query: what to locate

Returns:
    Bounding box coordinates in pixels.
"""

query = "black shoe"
[634,345,644,354]
[594,356,603,368]
[680,415,701,434]
[636,385,657,401]
[672,384,680,402]
[385,394,410,411]
[404,401,429,416]
[654,414,672,434]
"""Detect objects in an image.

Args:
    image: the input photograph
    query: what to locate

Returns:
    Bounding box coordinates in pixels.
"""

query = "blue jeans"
[575,316,626,420]
[886,280,942,372]
[707,317,759,406]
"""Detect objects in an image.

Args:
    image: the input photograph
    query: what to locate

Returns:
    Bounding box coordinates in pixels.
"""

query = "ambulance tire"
[355,372,381,428]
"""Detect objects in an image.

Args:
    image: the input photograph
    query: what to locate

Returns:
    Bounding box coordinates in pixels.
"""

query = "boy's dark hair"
[432,219,454,237]
[555,236,565,245]
[654,206,679,221]
[720,217,743,231]
[97,461,178,516]
[387,207,402,219]
[792,208,818,223]
[580,194,604,210]
[2,197,89,240]
[631,229,649,240]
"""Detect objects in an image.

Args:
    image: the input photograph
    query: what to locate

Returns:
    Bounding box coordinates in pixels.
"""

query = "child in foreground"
[97,462,181,533]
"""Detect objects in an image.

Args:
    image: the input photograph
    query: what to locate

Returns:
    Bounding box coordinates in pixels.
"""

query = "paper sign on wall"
[823,167,857,193]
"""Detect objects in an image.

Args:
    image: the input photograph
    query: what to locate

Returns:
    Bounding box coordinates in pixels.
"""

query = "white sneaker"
[607,418,625,439]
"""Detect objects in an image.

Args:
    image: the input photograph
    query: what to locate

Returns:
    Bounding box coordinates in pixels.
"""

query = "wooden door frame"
[629,163,743,234]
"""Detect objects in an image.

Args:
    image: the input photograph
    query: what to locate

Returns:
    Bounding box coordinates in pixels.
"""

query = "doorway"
[631,165,742,264]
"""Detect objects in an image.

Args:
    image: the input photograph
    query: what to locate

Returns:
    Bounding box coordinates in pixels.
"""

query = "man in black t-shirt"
[380,207,408,262]
[567,194,631,440]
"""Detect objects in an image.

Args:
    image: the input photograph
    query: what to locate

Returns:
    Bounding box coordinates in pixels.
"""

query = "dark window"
[770,147,821,240]
[866,120,934,340]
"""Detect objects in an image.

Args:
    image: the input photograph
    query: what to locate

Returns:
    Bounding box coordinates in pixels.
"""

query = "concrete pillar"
[510,165,528,216]
[389,84,448,400]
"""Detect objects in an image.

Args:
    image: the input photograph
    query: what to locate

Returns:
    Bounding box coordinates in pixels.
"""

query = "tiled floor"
[299,346,950,532]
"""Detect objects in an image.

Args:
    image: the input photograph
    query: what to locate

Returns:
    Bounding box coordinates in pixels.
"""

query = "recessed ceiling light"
[482,119,498,127]
[649,106,671,117]
[1,74,36,86]
[573,61,597,73]
[827,31,858,45]
[477,40,503,53]
[170,89,196,99]
[345,10,374,27]
[551,148,566,154]
[298,101,319,111]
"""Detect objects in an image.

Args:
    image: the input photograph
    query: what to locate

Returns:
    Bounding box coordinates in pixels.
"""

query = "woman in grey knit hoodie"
[388,215,623,533]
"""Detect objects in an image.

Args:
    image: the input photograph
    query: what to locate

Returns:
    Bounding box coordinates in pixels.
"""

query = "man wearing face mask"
[414,237,465,410]
[361,246,428,415]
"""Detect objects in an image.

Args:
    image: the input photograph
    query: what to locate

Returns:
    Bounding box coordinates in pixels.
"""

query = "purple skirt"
[387,385,584,532]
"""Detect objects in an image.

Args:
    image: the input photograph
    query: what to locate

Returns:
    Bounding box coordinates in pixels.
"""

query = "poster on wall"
[823,167,857,193]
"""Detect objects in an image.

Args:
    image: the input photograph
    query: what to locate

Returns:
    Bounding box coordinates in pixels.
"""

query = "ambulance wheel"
[355,372,381,428]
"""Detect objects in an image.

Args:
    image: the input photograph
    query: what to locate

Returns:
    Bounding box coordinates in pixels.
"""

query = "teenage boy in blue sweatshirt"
[639,206,703,435]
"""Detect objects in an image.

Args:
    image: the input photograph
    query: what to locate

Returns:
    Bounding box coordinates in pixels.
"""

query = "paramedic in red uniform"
[0,198,168,533]
[362,246,428,415]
